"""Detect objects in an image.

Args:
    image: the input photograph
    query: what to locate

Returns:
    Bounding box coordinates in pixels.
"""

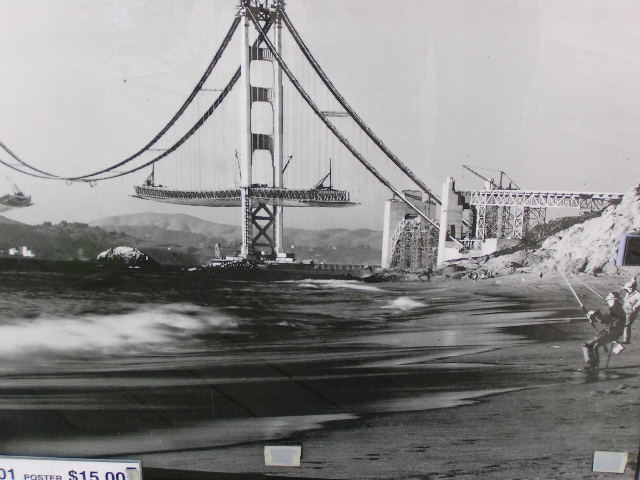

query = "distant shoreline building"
[4,246,35,258]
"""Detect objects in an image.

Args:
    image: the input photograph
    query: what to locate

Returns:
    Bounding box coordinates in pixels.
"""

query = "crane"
[462,165,520,190]
[314,158,334,190]
[0,176,32,210]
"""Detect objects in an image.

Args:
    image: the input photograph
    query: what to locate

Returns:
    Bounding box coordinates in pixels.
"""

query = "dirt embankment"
[440,184,640,280]
[368,184,639,284]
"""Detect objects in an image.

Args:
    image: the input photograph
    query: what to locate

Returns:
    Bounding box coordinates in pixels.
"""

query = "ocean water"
[0,269,578,468]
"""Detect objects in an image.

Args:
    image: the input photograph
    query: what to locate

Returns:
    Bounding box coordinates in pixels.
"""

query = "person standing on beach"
[581,292,626,370]
[621,278,640,344]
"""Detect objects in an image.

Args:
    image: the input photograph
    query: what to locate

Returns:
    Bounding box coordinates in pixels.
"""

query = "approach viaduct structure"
[381,178,624,270]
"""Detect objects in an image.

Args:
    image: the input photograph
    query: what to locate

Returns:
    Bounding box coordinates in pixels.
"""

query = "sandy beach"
[139,272,640,480]
[1,264,638,480]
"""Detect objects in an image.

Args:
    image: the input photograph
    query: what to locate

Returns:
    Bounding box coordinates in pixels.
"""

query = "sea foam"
[293,279,385,292]
[382,296,426,311]
[0,303,237,359]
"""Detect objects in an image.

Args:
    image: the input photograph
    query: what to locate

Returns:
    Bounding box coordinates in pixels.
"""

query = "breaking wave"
[289,279,385,292]
[0,303,238,359]
[382,296,427,311]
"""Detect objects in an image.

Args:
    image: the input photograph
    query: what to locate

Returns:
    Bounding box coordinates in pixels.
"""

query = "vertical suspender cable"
[0,16,242,181]
[282,12,440,204]
[83,69,241,181]
[69,19,275,182]
[246,8,444,232]
[70,15,243,180]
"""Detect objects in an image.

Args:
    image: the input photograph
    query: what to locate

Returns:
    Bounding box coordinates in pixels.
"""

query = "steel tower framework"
[134,0,355,258]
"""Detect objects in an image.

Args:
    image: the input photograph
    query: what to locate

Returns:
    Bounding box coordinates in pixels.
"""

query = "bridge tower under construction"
[134,0,355,260]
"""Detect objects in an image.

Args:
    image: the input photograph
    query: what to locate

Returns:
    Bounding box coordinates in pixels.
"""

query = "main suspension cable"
[69,15,243,180]
[247,8,445,233]
[0,15,245,181]
[81,69,241,181]
[0,154,59,180]
[84,17,277,182]
[282,11,441,204]
[0,139,59,178]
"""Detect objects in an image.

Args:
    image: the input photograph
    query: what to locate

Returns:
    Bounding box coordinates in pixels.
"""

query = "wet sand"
[139,273,640,479]
[2,268,638,479]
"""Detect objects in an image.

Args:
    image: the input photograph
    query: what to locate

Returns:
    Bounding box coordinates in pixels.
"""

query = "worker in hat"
[621,277,640,344]
[581,291,626,370]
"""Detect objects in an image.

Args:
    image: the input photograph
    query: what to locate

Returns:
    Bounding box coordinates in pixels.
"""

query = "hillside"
[91,213,381,264]
[537,183,640,274]
[0,220,138,261]
[0,213,382,265]
[92,212,383,264]
[0,215,22,225]
[91,213,239,242]
[462,183,640,277]
[92,213,380,247]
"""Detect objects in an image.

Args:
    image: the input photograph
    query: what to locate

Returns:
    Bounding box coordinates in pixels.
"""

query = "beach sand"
[141,272,640,480]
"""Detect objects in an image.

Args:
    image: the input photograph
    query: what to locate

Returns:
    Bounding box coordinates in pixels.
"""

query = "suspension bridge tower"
[134,0,355,259]
[238,0,285,258]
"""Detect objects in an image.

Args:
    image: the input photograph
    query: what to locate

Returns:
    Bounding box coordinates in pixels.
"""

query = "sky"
[0,0,639,231]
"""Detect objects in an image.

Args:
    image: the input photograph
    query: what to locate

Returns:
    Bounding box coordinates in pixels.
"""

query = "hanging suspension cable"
[0,16,249,181]
[281,11,441,204]
[246,8,455,239]
[71,15,243,179]
[0,139,59,178]
[83,69,241,181]
[0,155,58,179]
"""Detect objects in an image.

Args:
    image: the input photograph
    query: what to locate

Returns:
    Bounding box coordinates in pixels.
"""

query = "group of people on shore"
[581,277,640,370]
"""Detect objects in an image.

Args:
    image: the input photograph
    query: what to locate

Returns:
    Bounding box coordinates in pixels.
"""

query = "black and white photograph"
[0,1,639,479]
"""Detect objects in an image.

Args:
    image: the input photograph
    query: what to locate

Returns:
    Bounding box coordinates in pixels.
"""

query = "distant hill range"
[0,217,144,263]
[0,215,22,225]
[0,213,382,265]
[91,213,382,265]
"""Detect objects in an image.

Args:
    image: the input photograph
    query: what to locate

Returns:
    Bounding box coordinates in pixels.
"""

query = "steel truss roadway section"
[133,185,355,207]
[247,8,462,246]
[464,189,623,210]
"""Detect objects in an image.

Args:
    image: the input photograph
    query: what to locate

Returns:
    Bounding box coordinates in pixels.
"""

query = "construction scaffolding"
[389,218,438,270]
[473,204,547,240]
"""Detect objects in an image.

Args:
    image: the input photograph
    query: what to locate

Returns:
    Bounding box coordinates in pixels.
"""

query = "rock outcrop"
[536,184,640,274]
[448,184,640,277]
[96,246,157,267]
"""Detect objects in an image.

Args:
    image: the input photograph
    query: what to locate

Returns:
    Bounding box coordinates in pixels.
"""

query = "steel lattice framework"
[464,190,623,209]
[389,218,438,270]
[466,189,623,240]
[134,185,354,207]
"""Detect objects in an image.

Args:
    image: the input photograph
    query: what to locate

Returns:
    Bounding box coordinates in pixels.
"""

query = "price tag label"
[0,457,142,480]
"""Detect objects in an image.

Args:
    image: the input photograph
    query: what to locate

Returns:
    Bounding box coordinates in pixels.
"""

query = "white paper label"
[264,446,301,467]
[593,451,628,473]
[0,456,142,480]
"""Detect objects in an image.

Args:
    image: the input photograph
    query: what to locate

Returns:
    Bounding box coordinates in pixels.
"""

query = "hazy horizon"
[0,209,386,232]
